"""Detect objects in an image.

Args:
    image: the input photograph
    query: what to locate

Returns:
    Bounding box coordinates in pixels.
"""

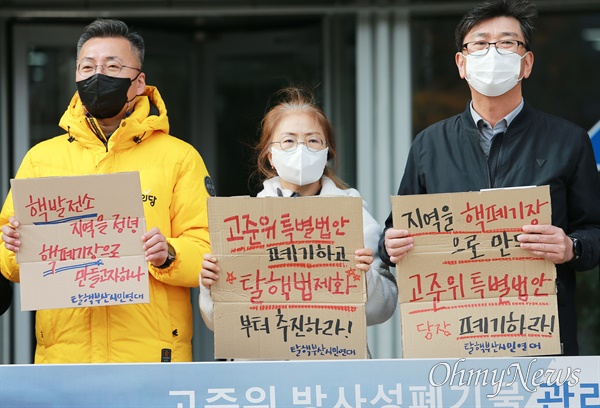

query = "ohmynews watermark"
[429,358,581,398]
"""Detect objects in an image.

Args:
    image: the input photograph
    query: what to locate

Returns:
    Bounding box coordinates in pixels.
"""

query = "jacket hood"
[58,85,169,150]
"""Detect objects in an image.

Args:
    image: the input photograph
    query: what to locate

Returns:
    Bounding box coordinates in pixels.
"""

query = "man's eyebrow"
[78,56,122,62]
[470,31,519,39]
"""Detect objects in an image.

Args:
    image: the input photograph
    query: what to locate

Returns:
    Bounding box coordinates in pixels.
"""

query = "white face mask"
[465,51,527,97]
[270,145,328,186]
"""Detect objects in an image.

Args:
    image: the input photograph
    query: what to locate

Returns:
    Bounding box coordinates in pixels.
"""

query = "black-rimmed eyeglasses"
[76,61,141,79]
[462,40,526,56]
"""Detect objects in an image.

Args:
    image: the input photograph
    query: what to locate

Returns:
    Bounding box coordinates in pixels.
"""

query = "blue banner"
[1,356,598,407]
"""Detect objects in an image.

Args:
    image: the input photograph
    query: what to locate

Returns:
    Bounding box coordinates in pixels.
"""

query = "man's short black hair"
[455,0,538,52]
[77,19,145,66]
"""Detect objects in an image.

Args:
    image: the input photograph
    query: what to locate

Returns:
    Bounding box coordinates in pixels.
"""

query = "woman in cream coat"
[200,87,397,346]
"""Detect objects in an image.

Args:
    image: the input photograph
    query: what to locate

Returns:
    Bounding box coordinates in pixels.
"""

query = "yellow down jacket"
[0,86,212,363]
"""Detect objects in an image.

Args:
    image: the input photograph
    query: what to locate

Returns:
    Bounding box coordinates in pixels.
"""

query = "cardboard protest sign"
[392,186,561,358]
[12,172,149,311]
[208,196,367,360]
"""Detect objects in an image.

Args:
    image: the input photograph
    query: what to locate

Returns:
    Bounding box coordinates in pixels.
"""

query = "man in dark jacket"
[0,271,12,316]
[379,0,600,356]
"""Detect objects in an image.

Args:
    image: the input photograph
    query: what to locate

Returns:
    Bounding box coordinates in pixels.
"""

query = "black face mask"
[76,73,136,119]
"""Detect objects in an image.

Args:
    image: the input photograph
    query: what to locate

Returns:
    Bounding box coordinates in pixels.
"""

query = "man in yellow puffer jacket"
[0,19,213,363]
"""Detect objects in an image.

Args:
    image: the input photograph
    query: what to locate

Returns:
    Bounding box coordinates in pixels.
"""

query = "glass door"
[198,24,323,197]
[9,24,83,363]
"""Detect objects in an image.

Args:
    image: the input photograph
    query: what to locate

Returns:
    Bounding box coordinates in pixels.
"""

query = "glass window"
[526,13,600,132]
[213,25,322,197]
[27,47,76,147]
[411,16,468,135]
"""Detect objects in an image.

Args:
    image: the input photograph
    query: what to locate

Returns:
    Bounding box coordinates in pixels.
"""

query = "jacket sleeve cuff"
[199,283,215,332]
[378,228,395,267]
[562,233,596,271]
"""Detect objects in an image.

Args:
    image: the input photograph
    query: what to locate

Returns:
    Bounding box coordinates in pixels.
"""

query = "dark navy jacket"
[379,102,600,356]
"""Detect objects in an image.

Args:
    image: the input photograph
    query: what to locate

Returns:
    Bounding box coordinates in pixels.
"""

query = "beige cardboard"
[16,223,146,264]
[401,296,560,358]
[391,186,561,358]
[211,254,365,304]
[208,196,367,359]
[19,256,148,310]
[214,303,366,360]
[11,172,149,311]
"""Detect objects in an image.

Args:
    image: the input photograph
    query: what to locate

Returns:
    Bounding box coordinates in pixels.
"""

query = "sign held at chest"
[391,185,561,358]
[208,195,367,360]
[12,172,149,311]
